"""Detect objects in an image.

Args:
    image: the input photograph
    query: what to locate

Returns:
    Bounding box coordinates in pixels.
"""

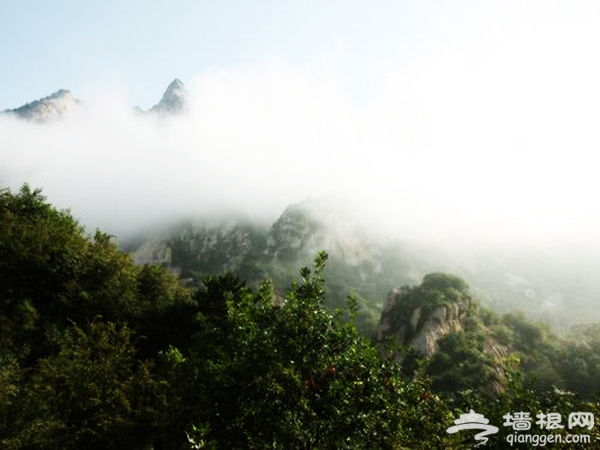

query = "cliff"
[377,273,471,356]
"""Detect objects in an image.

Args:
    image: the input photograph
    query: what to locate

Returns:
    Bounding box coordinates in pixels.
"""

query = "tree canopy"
[2,184,600,449]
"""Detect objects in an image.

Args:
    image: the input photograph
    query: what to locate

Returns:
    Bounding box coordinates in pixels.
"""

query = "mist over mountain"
[5,3,600,446]
[2,67,600,332]
[125,196,600,333]
[3,79,187,121]
[3,89,80,122]
[9,184,600,448]
[2,66,597,245]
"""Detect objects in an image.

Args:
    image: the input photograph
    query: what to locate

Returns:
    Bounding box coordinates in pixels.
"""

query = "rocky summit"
[2,78,188,122]
[376,275,471,357]
[3,89,79,122]
[148,78,187,115]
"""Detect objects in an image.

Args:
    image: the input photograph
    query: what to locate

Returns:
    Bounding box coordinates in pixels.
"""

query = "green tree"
[13,322,158,450]
[0,185,191,364]
[186,254,354,447]
[174,252,462,449]
[0,185,193,449]
[559,323,600,398]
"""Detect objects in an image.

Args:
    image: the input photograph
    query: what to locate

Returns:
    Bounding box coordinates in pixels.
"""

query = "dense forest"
[2,185,600,449]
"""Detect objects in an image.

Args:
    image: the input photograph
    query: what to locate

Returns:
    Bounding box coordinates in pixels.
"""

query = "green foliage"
[387,273,472,344]
[0,186,192,448]
[427,328,500,396]
[0,322,163,449]
[0,352,24,449]
[0,185,191,364]
[181,251,413,449]
[559,323,600,398]
[501,312,564,391]
[22,322,157,449]
[422,300,569,400]
[421,272,469,294]
[1,185,85,358]
[5,184,600,448]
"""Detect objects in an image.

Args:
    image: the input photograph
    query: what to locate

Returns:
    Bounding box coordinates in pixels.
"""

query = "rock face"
[409,303,468,356]
[130,218,266,280]
[376,273,515,395]
[169,219,264,274]
[149,79,187,115]
[124,199,416,331]
[377,273,471,356]
[262,200,413,320]
[265,200,387,270]
[265,203,327,262]
[3,78,188,122]
[128,199,388,282]
[4,89,79,122]
[131,239,173,267]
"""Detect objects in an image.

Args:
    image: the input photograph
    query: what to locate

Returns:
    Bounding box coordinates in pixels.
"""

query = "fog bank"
[2,55,599,247]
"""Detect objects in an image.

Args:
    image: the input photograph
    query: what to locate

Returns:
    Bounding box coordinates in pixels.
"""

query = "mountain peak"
[4,89,79,122]
[149,78,187,115]
[167,78,184,90]
[49,89,72,99]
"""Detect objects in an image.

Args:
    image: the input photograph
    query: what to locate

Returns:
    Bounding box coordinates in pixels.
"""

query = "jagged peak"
[5,79,190,120]
[5,88,79,122]
[8,88,73,109]
[149,78,187,115]
[47,89,72,99]
[166,78,184,91]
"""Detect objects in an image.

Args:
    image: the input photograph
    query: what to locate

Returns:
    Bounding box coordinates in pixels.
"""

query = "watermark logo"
[446,409,499,447]
[448,410,596,447]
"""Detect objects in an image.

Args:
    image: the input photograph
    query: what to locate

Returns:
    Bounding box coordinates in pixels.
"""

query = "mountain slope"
[125,199,425,333]
[3,89,79,122]
[123,196,600,334]
[148,78,187,115]
[3,78,188,122]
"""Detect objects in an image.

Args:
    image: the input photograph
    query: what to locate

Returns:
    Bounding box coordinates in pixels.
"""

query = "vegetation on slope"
[2,185,600,449]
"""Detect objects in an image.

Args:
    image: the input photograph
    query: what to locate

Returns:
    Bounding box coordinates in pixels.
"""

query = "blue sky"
[1,0,418,108]
[2,1,600,242]
[0,0,526,108]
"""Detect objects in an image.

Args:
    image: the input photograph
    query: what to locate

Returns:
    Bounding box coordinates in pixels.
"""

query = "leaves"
[180,252,418,449]
[4,184,600,449]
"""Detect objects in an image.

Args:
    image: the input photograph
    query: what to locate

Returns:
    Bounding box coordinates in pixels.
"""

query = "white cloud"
[2,2,600,247]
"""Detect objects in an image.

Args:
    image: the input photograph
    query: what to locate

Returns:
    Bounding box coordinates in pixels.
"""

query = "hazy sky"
[0,0,414,108]
[2,1,600,243]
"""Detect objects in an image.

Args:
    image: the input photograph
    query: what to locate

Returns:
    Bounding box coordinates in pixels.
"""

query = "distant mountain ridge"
[3,89,79,122]
[124,197,600,334]
[125,199,407,332]
[2,79,188,122]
